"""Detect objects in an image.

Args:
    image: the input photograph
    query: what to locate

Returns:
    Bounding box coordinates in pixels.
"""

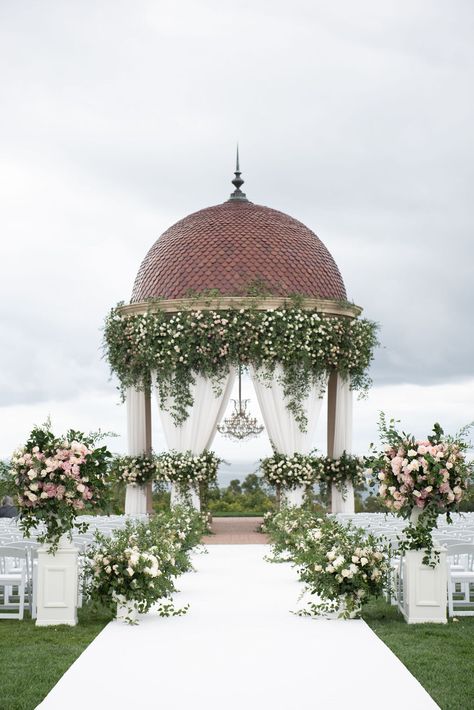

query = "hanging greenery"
[104,304,378,428]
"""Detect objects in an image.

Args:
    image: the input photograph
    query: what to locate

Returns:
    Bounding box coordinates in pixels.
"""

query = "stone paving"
[202,516,269,544]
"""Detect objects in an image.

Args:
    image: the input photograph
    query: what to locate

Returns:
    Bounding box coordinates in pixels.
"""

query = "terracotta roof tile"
[131,200,347,302]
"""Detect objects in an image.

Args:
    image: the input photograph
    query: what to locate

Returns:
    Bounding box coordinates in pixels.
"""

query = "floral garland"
[11,424,111,550]
[369,415,473,563]
[318,452,367,499]
[260,452,320,489]
[104,304,378,428]
[109,454,157,486]
[156,450,221,490]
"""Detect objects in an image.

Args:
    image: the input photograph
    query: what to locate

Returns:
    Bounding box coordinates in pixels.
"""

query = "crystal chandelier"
[217,366,264,440]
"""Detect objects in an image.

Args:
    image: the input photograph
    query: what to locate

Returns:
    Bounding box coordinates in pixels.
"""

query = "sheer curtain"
[125,386,148,515]
[155,369,235,508]
[250,364,327,505]
[331,375,354,513]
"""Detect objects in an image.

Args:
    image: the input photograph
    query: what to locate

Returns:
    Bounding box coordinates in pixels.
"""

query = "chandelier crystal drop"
[217,367,264,441]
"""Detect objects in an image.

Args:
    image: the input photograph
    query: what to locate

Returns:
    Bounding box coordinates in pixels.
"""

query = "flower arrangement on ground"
[109,453,158,486]
[156,450,221,495]
[260,452,320,490]
[317,452,367,499]
[264,507,389,618]
[294,517,389,618]
[104,304,378,428]
[262,506,320,560]
[85,507,206,623]
[369,415,473,561]
[11,423,111,550]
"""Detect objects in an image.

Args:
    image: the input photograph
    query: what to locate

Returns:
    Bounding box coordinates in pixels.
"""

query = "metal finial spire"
[229,144,247,201]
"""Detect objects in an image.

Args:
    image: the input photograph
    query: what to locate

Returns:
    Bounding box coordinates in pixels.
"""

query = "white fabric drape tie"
[250,364,327,505]
[154,369,235,508]
[331,375,354,513]
[125,386,148,515]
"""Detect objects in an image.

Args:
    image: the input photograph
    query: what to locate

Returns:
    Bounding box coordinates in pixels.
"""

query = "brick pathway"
[202,516,269,544]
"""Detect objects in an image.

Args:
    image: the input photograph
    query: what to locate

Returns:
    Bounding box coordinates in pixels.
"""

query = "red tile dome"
[131,199,347,302]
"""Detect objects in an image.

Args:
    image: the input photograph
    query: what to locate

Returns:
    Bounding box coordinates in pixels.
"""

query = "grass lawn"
[0,607,112,710]
[363,599,474,710]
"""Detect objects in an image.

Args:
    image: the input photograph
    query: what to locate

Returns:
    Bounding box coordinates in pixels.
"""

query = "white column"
[330,374,355,514]
[125,386,148,514]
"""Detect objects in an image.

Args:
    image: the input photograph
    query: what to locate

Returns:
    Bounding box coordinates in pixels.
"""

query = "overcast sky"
[1,1,473,470]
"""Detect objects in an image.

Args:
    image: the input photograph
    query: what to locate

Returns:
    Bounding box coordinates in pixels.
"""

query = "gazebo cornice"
[118,297,363,319]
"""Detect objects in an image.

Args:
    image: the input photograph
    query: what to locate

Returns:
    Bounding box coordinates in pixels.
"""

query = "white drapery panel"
[125,386,148,515]
[250,365,327,506]
[331,375,354,513]
[155,370,236,454]
[250,364,327,455]
[154,370,236,508]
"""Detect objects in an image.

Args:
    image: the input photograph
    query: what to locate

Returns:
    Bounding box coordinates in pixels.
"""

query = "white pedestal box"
[400,549,447,624]
[125,484,148,514]
[170,483,200,510]
[36,539,79,627]
[281,486,305,507]
[331,482,355,513]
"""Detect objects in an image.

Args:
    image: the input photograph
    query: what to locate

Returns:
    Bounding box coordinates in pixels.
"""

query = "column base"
[281,486,305,507]
[125,484,148,515]
[400,549,447,624]
[331,482,355,513]
[170,483,200,510]
[36,544,79,627]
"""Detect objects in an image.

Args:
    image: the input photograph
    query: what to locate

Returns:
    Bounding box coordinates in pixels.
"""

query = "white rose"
[360,557,368,566]
[127,567,134,576]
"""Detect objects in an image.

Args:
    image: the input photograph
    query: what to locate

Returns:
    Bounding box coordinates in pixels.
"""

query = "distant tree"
[228,479,242,495]
[241,473,261,495]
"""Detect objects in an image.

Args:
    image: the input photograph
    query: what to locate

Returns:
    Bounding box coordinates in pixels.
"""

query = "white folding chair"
[0,546,27,619]
[447,544,474,617]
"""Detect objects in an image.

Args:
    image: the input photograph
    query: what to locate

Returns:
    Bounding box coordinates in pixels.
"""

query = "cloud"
[0,0,473,434]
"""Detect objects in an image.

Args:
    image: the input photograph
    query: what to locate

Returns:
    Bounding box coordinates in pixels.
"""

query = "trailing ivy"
[104,304,378,428]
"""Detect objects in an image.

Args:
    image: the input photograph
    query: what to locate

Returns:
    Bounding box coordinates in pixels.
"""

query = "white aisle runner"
[38,546,438,710]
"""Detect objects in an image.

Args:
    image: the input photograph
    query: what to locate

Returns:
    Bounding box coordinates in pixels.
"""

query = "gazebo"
[104,161,377,514]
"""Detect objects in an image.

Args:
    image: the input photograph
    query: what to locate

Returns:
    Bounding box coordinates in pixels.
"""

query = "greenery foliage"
[207,474,276,515]
[104,304,378,428]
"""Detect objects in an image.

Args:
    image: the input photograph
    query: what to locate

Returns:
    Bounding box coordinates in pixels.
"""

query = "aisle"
[38,546,438,710]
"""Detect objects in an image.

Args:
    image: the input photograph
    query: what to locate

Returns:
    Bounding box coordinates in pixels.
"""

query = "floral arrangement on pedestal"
[264,507,388,618]
[104,304,378,429]
[156,450,221,493]
[260,452,320,490]
[11,423,111,550]
[109,453,157,486]
[85,507,205,623]
[318,452,367,499]
[369,415,473,563]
